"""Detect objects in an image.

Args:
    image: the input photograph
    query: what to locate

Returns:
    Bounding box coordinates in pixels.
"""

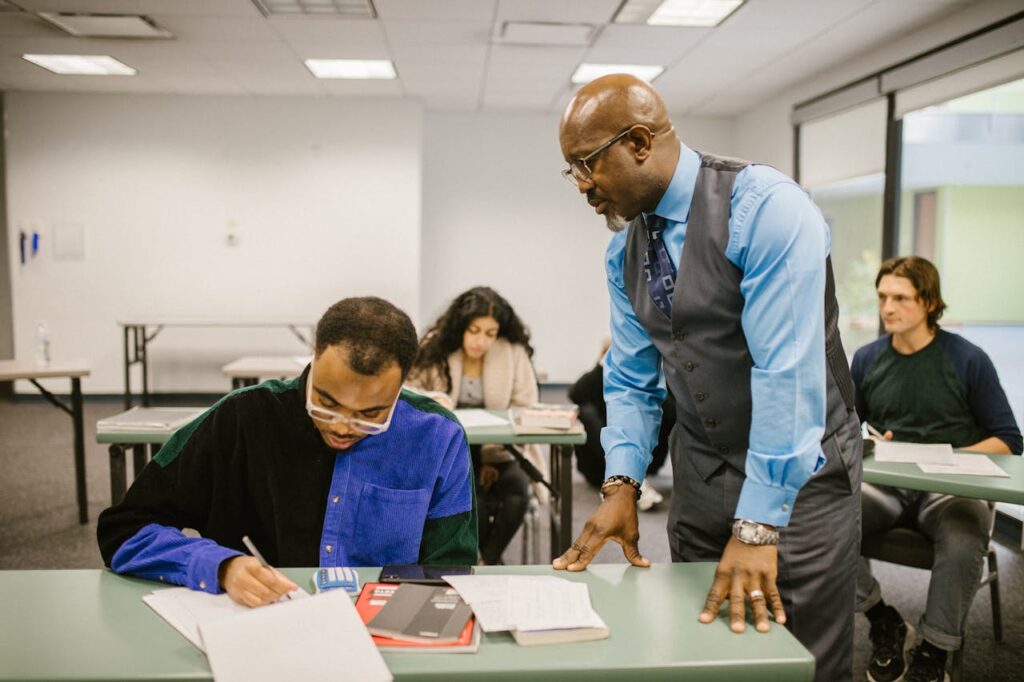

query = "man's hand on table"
[699,536,786,633]
[551,484,650,571]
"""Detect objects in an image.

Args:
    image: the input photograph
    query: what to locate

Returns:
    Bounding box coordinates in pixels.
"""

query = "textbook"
[365,583,476,646]
[356,583,479,653]
[509,404,582,434]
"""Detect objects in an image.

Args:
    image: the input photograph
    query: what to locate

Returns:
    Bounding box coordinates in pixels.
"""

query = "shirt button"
[159,576,164,582]
[782,503,790,511]
[325,545,333,554]
[199,580,206,590]
[332,495,340,504]
[695,392,706,401]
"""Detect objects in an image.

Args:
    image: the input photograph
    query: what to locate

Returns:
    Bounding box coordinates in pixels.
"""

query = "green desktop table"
[0,563,814,682]
[97,409,586,559]
[862,452,1024,504]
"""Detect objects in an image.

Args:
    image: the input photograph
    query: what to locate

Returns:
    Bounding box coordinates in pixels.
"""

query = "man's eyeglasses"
[305,356,400,436]
[562,125,652,187]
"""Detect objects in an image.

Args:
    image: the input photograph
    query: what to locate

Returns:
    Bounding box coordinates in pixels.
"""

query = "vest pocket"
[352,483,431,565]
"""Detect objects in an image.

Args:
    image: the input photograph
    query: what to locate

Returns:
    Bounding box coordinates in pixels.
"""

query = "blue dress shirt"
[603,143,830,527]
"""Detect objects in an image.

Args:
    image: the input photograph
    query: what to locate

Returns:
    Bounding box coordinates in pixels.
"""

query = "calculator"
[314,567,360,595]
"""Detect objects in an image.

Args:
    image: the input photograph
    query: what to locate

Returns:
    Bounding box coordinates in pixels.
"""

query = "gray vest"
[623,153,855,480]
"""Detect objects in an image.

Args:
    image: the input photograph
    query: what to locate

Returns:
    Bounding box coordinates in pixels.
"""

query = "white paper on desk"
[442,574,561,632]
[143,586,309,651]
[918,455,1009,478]
[452,409,509,428]
[873,441,955,465]
[505,577,606,633]
[200,590,391,682]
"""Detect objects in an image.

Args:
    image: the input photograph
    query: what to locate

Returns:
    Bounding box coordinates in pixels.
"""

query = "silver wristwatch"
[732,519,779,546]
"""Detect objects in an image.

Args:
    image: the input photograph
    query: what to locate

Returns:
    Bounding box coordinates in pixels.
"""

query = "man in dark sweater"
[98,297,477,607]
[851,256,1021,682]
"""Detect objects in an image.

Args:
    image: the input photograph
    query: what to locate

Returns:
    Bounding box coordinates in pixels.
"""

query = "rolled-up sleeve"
[728,181,829,527]
[602,233,666,485]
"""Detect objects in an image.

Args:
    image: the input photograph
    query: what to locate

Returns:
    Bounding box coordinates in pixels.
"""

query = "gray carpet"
[1,396,1021,680]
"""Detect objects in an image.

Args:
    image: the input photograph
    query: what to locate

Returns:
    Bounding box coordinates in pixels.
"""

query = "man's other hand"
[698,536,786,633]
[552,484,650,571]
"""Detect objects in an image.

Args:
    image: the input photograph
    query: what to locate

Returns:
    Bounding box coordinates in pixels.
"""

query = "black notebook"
[366,583,473,644]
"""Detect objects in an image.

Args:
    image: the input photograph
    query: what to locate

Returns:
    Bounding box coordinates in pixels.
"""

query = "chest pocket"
[351,483,431,565]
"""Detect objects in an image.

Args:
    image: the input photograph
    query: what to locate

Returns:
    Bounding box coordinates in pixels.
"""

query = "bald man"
[554,74,862,681]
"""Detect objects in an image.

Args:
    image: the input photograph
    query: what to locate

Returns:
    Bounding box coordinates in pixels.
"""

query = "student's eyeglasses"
[305,357,400,436]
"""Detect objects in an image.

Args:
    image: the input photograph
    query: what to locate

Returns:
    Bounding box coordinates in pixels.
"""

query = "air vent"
[497,22,596,47]
[251,0,376,18]
[38,13,172,38]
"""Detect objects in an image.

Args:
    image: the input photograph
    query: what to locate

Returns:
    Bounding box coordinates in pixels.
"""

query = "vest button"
[684,361,696,371]
[695,392,706,401]
[718,445,729,454]
[704,417,717,428]
[674,331,688,341]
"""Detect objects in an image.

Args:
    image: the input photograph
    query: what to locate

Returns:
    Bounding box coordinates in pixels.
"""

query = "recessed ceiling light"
[251,0,376,18]
[22,54,137,76]
[615,0,745,27]
[304,59,396,79]
[571,63,664,85]
[38,13,173,38]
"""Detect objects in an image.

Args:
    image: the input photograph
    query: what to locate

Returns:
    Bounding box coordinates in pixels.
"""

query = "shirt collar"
[647,142,700,225]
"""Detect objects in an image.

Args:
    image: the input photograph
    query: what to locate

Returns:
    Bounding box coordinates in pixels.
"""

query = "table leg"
[71,378,88,524]
[140,327,150,407]
[123,325,132,409]
[549,445,574,559]
[109,445,127,505]
[132,444,147,481]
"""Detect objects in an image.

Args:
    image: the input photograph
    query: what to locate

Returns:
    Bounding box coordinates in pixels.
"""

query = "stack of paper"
[443,574,608,646]
[98,407,205,432]
[918,454,1010,477]
[871,440,1010,477]
[452,409,509,428]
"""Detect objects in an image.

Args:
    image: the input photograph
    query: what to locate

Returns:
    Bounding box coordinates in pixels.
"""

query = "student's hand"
[868,430,894,442]
[478,464,500,490]
[552,484,650,571]
[219,556,298,608]
[698,536,786,633]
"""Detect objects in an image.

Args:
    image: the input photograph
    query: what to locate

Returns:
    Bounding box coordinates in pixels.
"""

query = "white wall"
[6,93,423,393]
[420,111,735,382]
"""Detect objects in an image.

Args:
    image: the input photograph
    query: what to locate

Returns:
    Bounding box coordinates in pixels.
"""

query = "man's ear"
[629,126,655,160]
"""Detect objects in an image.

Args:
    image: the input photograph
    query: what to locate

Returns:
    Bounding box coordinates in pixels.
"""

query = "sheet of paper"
[143,586,308,651]
[506,577,606,633]
[873,440,955,465]
[442,574,560,632]
[452,409,509,428]
[200,590,391,682]
[918,455,1009,478]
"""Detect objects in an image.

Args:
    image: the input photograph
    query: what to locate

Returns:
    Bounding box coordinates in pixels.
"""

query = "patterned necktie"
[643,213,676,319]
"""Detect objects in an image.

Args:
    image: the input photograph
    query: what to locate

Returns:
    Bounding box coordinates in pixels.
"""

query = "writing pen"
[242,535,292,600]
[865,422,885,439]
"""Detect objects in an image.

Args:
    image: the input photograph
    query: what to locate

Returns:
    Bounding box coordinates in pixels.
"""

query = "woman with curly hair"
[408,287,543,565]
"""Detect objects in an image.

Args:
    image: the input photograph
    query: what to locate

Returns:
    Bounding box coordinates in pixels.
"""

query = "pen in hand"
[242,535,292,600]
[865,422,887,440]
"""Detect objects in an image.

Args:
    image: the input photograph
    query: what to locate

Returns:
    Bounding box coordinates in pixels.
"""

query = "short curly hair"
[314,297,418,377]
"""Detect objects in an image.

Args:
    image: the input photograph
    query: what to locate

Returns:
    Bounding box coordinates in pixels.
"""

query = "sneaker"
[904,644,950,682]
[867,606,914,682]
[637,480,664,512]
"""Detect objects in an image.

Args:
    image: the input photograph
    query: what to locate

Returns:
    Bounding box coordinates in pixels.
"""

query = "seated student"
[407,287,541,566]
[97,297,477,607]
[851,256,1022,682]
[568,341,673,511]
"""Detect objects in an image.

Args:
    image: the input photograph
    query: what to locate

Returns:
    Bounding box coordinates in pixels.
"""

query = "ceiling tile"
[374,0,497,23]
[494,0,620,26]
[382,18,490,46]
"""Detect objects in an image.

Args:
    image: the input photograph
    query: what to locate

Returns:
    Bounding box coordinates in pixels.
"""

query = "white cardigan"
[407,338,549,502]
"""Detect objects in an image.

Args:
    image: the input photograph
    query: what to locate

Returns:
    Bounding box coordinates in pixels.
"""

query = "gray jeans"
[856,482,992,651]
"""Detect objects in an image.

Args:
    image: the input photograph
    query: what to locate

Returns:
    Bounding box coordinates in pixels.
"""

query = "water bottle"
[34,322,50,367]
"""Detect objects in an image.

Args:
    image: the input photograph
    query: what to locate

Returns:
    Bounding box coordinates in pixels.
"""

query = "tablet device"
[379,564,473,585]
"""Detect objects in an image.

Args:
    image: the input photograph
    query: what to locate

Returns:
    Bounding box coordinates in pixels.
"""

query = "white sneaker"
[637,479,663,511]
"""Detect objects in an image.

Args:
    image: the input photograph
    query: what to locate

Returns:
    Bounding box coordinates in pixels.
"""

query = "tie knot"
[645,213,666,233]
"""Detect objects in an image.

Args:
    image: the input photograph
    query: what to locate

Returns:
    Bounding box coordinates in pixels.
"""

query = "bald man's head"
[559,75,679,231]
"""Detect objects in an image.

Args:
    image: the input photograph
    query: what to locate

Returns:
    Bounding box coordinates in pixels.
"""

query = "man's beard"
[605,212,628,233]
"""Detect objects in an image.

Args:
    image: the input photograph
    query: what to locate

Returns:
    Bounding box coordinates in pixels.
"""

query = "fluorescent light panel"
[38,13,172,38]
[571,63,664,85]
[615,0,744,27]
[22,54,136,76]
[305,59,396,79]
[252,0,376,17]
